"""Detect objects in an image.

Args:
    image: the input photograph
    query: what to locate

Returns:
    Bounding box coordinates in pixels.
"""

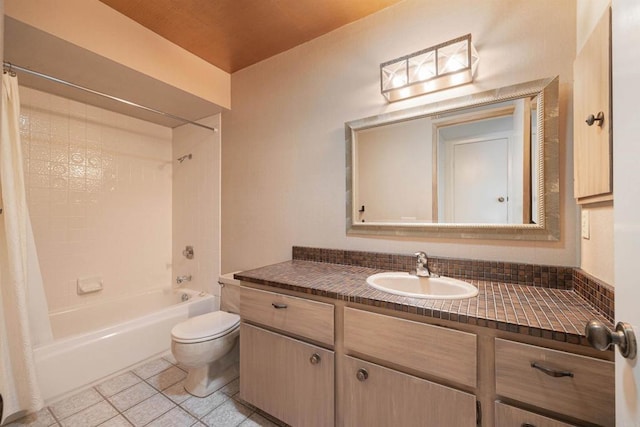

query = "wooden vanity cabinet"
[239,287,335,427]
[239,284,614,427]
[573,7,612,203]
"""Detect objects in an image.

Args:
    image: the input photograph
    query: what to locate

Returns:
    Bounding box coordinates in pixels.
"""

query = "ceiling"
[98,0,405,73]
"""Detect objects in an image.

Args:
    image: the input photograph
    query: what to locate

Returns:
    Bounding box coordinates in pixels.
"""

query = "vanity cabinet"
[238,282,614,427]
[341,355,476,427]
[573,7,612,203]
[239,287,335,427]
[495,338,615,426]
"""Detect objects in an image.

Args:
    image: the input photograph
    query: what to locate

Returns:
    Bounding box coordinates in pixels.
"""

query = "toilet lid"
[171,311,240,343]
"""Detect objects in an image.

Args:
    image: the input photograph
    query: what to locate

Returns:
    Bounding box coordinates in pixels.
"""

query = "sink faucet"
[412,252,433,277]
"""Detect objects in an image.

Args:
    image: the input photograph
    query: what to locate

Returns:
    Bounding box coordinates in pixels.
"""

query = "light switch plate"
[581,210,590,239]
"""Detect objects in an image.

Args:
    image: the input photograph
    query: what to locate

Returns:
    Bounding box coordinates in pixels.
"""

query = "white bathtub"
[34,288,217,403]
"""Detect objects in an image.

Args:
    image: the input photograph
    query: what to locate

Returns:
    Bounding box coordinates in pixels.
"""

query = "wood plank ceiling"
[98,0,404,73]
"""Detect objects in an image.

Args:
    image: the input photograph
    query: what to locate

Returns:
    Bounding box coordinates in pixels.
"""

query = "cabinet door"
[239,323,334,427]
[574,7,612,202]
[340,355,476,427]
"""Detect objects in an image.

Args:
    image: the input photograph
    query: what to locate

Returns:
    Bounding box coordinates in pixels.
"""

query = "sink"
[366,272,478,299]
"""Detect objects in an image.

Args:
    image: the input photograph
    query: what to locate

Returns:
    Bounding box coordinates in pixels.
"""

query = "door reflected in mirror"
[345,76,560,240]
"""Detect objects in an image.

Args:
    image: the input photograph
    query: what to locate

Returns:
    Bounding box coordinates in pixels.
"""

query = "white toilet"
[171,310,241,397]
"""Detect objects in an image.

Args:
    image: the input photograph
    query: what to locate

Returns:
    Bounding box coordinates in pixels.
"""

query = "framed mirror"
[345,76,559,240]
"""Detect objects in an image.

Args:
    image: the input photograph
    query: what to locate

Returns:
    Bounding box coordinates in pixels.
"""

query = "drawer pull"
[356,368,369,382]
[521,424,536,427]
[530,362,574,378]
[309,353,321,365]
[271,302,288,309]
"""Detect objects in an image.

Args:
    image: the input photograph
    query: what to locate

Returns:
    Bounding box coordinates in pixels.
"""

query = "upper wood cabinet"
[573,8,612,203]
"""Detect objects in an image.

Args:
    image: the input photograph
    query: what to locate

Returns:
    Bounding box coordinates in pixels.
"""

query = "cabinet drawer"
[240,324,334,427]
[495,339,614,426]
[240,286,334,346]
[342,355,476,427]
[343,307,477,387]
[495,402,577,427]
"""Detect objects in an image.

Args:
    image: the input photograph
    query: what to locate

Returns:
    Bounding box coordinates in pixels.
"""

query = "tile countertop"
[235,260,612,347]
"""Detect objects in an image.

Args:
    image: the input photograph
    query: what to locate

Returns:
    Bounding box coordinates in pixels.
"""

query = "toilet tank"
[219,272,241,314]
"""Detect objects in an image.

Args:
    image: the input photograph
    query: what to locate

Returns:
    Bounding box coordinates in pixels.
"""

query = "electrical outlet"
[581,210,590,239]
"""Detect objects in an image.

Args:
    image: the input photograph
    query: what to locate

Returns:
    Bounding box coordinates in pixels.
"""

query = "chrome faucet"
[176,275,192,286]
[412,251,434,277]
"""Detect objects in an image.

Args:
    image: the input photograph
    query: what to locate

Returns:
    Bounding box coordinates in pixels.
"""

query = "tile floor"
[7,355,285,427]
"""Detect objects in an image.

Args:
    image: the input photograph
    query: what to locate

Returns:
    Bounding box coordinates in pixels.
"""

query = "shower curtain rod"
[2,61,218,132]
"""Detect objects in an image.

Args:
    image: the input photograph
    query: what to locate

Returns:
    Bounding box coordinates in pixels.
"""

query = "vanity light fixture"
[380,34,479,102]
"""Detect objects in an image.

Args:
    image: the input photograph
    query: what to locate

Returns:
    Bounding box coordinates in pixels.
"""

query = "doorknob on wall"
[585,320,637,359]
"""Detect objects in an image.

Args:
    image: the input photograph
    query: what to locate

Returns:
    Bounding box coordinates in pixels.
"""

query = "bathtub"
[34,288,217,402]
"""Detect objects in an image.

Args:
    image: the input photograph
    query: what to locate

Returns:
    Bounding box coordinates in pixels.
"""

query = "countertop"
[235,259,612,346]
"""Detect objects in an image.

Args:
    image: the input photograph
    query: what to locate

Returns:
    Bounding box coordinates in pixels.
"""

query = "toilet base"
[183,341,239,397]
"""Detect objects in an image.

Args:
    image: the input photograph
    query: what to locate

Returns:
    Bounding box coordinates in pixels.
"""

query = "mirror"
[346,76,559,240]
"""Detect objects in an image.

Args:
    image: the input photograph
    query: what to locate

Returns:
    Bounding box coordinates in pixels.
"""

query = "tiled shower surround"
[19,87,173,312]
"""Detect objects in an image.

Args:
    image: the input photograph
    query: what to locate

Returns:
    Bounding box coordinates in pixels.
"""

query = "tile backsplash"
[292,246,614,322]
[20,86,173,312]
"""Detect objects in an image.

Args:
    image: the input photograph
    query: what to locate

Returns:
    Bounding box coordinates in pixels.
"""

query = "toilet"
[171,310,241,397]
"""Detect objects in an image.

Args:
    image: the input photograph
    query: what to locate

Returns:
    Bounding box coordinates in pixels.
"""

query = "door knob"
[585,111,605,127]
[498,196,505,203]
[585,320,637,359]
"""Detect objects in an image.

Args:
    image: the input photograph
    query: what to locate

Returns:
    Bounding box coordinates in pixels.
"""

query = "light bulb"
[392,75,407,88]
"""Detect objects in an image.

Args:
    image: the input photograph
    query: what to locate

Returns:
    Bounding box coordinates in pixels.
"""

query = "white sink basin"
[366,272,478,300]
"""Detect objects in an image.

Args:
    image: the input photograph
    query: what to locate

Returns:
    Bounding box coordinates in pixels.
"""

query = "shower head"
[177,154,192,163]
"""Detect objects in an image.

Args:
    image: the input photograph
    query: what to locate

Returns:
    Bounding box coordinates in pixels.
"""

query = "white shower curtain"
[0,73,53,424]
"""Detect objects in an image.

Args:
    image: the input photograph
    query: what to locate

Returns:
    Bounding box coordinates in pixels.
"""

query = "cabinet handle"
[309,353,321,365]
[356,368,368,382]
[521,424,536,427]
[530,362,573,378]
[271,302,287,309]
[585,111,605,127]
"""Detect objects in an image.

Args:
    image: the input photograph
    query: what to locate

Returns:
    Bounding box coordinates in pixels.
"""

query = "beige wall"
[5,0,230,109]
[172,115,222,296]
[222,0,579,273]
[356,118,432,223]
[20,87,173,312]
[576,0,614,286]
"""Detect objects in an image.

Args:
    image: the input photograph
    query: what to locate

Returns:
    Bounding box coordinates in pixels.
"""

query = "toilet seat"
[171,311,240,344]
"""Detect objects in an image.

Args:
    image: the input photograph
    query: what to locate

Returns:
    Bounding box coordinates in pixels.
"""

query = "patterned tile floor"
[7,355,284,427]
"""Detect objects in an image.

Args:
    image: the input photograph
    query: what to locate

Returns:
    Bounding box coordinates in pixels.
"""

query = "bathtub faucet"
[176,275,192,286]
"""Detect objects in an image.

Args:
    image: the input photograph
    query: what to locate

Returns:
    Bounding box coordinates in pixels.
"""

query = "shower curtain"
[0,73,53,424]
